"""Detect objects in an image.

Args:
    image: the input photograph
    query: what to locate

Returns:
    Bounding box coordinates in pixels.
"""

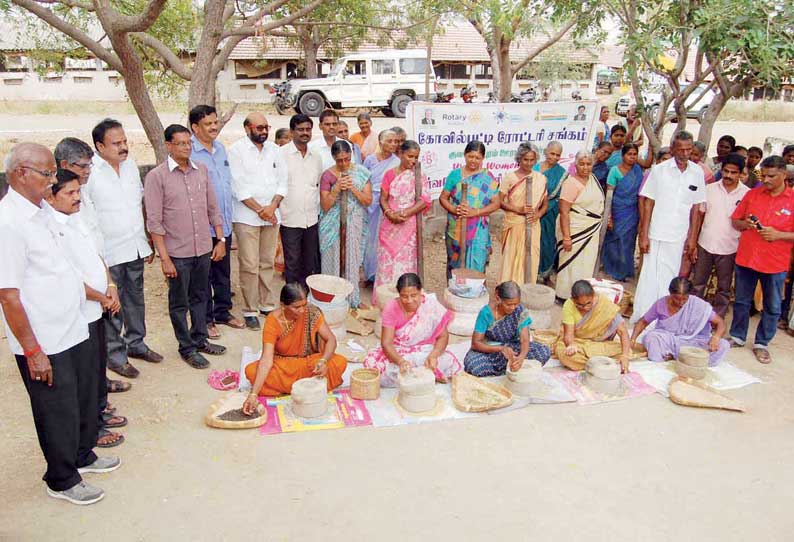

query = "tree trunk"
[187,0,226,111]
[107,34,166,162]
[697,90,728,150]
[300,27,320,79]
[496,43,513,103]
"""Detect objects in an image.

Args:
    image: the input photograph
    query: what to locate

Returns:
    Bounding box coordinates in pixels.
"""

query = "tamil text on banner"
[406,101,598,199]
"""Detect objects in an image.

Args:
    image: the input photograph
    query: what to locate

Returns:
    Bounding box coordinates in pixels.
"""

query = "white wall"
[0,70,129,101]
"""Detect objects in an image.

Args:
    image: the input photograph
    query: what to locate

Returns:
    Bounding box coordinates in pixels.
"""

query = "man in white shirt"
[308,109,361,169]
[281,114,324,285]
[0,143,118,506]
[48,169,127,449]
[229,112,288,329]
[85,119,163,378]
[631,131,707,324]
[690,153,749,317]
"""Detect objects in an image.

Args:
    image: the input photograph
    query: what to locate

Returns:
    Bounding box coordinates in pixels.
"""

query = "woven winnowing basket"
[350,368,380,400]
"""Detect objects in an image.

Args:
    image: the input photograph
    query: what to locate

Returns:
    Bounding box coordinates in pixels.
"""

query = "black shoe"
[182,352,210,369]
[198,342,227,356]
[244,316,261,330]
[108,362,139,378]
[129,348,164,363]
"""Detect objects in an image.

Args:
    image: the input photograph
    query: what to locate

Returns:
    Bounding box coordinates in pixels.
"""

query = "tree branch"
[223,0,319,38]
[131,32,192,80]
[11,0,122,71]
[510,18,577,74]
[99,0,169,33]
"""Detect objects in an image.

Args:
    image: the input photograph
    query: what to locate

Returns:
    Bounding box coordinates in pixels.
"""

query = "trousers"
[167,253,211,357]
[105,257,148,368]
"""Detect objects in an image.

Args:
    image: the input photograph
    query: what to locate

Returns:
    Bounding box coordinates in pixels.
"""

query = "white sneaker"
[78,456,121,474]
[47,481,105,505]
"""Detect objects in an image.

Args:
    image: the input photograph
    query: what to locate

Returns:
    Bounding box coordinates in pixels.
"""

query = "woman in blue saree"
[362,129,400,281]
[463,281,551,376]
[535,141,566,279]
[601,143,642,282]
[438,140,501,276]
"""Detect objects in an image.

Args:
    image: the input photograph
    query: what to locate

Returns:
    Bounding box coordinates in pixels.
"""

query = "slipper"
[785,328,794,338]
[97,429,125,448]
[102,404,117,416]
[207,323,222,340]
[107,379,131,393]
[752,347,771,364]
[727,337,744,348]
[199,342,227,356]
[217,317,246,330]
[102,414,128,428]
[777,320,788,330]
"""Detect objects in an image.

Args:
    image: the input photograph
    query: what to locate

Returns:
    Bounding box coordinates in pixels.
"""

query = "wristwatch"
[219,238,227,243]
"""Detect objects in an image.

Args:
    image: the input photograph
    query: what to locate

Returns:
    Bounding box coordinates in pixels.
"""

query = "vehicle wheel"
[382,107,395,118]
[648,105,659,121]
[391,94,412,118]
[274,101,287,115]
[298,92,325,117]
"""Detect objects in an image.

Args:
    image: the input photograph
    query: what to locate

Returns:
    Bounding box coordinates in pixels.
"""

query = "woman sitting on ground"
[364,273,461,386]
[630,277,729,366]
[242,283,348,413]
[553,280,632,373]
[463,281,551,377]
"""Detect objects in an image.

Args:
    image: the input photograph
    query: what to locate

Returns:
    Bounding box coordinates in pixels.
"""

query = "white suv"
[282,49,434,118]
[615,84,716,123]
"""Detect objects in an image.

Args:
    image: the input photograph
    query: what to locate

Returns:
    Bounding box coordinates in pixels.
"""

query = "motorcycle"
[510,87,536,103]
[434,91,455,103]
[269,81,290,115]
[460,85,478,103]
[571,89,583,101]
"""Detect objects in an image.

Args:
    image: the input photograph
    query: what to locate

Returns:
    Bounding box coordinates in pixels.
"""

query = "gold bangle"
[108,283,117,289]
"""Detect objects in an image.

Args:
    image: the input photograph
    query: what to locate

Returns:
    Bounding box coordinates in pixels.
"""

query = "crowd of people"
[2,101,793,506]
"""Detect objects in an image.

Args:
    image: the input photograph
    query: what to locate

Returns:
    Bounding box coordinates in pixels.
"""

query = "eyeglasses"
[71,161,93,169]
[20,165,57,178]
[254,125,269,131]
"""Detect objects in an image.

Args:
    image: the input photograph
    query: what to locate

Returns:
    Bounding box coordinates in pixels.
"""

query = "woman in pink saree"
[364,273,461,387]
[373,140,430,304]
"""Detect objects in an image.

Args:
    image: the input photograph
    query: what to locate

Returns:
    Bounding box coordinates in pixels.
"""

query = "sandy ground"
[1,111,794,540]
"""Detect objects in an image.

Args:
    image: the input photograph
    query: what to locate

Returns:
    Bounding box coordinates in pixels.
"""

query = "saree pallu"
[555,174,605,299]
[602,164,642,281]
[464,304,551,376]
[499,171,547,284]
[536,163,566,277]
[245,305,348,396]
[641,296,729,366]
[553,294,625,371]
[445,169,500,275]
[373,168,431,304]
[363,153,400,280]
[319,165,370,308]
[363,294,461,387]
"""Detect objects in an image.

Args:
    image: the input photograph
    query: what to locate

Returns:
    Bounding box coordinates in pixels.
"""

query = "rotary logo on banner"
[406,101,598,199]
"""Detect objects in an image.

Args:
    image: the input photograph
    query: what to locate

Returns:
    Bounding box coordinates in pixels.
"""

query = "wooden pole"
[593,185,613,278]
[458,182,469,270]
[523,175,534,284]
[414,163,425,283]
[339,173,348,278]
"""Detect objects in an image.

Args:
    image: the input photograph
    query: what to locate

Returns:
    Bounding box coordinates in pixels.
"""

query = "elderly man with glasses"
[0,143,120,505]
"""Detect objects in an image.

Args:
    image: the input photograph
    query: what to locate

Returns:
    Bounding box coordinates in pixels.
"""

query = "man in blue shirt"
[189,105,245,337]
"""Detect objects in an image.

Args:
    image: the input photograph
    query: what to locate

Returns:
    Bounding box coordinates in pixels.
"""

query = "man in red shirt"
[729,156,794,364]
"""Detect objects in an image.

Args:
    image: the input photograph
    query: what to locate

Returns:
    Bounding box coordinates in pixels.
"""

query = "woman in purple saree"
[630,277,729,366]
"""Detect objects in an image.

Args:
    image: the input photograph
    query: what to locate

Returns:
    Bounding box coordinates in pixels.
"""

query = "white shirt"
[698,180,750,255]
[228,137,288,227]
[308,136,338,171]
[280,142,323,229]
[0,189,88,355]
[83,154,153,267]
[640,157,706,242]
[76,189,105,256]
[53,210,108,323]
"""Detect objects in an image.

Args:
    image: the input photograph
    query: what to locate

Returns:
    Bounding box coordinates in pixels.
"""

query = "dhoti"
[630,238,685,325]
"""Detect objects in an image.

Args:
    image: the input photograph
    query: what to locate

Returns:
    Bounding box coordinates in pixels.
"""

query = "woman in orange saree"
[242,284,347,413]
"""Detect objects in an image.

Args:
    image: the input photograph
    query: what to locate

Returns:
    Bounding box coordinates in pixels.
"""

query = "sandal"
[102,404,117,416]
[199,342,227,356]
[752,347,772,364]
[102,414,128,428]
[207,323,222,340]
[217,317,246,330]
[107,379,131,393]
[97,429,125,448]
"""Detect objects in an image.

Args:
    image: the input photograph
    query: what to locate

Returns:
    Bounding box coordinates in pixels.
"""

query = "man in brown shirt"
[144,124,227,369]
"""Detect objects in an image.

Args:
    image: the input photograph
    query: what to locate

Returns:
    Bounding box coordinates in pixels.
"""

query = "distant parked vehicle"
[596,68,620,93]
[460,85,478,103]
[268,81,290,115]
[511,88,536,103]
[280,49,434,118]
[434,90,455,103]
[615,84,716,123]
[571,89,582,101]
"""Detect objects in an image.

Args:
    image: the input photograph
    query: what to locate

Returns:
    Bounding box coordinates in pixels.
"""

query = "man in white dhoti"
[631,131,706,324]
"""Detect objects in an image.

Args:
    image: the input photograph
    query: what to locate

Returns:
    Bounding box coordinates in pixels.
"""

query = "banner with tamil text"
[406,101,598,199]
